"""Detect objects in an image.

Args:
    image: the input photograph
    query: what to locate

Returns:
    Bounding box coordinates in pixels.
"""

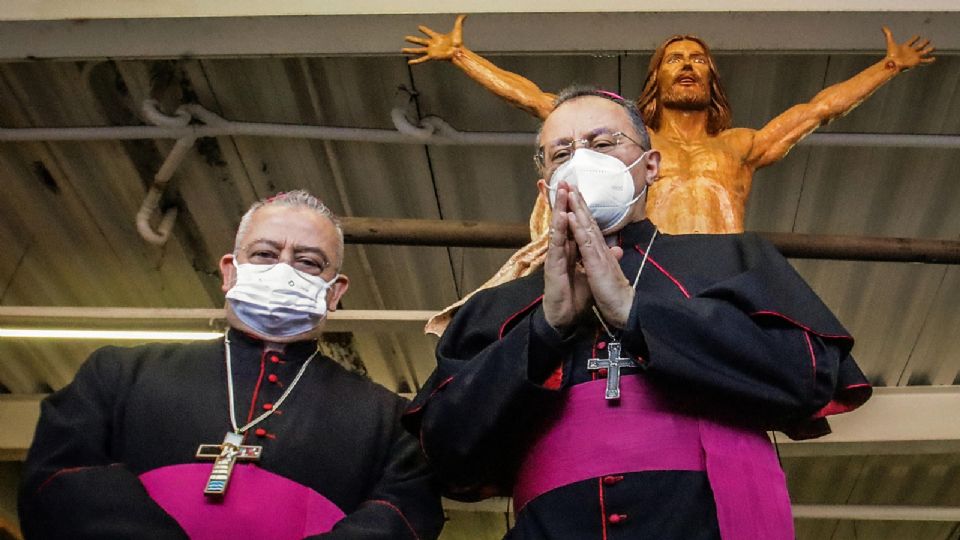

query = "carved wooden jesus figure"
[404,15,935,235]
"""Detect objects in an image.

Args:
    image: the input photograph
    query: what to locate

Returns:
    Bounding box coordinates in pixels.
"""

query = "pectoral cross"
[195,432,262,497]
[587,341,637,400]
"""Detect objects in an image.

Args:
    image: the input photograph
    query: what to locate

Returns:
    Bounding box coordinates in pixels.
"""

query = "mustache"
[672,68,702,85]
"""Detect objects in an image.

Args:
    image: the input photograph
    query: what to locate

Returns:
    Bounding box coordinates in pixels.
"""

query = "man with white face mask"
[405,87,870,539]
[20,191,444,539]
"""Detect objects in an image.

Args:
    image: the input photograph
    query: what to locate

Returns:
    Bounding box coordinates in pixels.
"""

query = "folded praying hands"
[543,182,635,335]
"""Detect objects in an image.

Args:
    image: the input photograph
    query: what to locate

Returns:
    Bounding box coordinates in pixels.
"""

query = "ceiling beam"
[445,497,960,521]
[1,11,958,61]
[777,385,960,457]
[4,1,958,20]
[0,395,42,461]
[0,307,435,333]
[2,382,958,461]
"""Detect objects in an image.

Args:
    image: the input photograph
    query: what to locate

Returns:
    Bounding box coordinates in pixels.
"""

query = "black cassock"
[404,219,870,539]
[20,330,443,540]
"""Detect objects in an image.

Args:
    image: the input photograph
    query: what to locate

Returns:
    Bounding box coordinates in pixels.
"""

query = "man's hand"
[403,15,467,65]
[566,188,634,330]
[542,183,592,334]
[882,26,935,71]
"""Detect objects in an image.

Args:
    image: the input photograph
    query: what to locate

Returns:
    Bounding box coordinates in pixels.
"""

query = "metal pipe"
[391,107,435,140]
[135,185,173,245]
[342,217,532,248]
[417,114,533,146]
[0,125,194,141]
[5,99,958,250]
[340,217,960,264]
[1,100,958,149]
[177,103,226,127]
[798,132,960,149]
[764,232,960,264]
[135,101,208,245]
[135,135,195,245]
[140,99,191,128]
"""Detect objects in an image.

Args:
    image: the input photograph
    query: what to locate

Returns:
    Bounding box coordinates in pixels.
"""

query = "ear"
[642,150,662,186]
[326,275,350,312]
[536,179,550,205]
[219,254,236,293]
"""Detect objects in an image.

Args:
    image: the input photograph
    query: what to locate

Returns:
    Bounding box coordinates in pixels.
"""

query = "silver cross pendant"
[587,341,637,400]
[196,432,262,497]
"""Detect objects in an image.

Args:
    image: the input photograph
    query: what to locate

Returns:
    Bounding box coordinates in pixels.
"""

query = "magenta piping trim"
[499,295,545,339]
[404,376,453,416]
[368,499,420,540]
[37,463,123,494]
[598,477,608,539]
[751,310,853,340]
[814,382,873,418]
[240,349,269,443]
[804,331,817,380]
[635,246,691,298]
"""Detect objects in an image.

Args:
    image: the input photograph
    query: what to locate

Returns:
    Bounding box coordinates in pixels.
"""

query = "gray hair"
[535,85,652,172]
[234,190,345,270]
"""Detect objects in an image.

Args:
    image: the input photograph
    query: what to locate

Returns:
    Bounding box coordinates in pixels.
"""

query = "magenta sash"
[513,376,794,540]
[140,463,345,539]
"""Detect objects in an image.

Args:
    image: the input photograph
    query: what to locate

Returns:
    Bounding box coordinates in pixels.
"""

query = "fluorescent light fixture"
[0,328,224,340]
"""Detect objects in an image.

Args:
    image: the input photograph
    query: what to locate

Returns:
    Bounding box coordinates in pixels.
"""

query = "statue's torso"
[646,129,754,235]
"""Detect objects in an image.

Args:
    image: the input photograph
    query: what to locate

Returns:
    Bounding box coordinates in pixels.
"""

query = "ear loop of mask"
[617,149,652,206]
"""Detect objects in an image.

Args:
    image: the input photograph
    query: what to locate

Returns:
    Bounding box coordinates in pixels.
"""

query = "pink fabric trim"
[635,247,691,298]
[815,400,857,418]
[804,331,816,380]
[751,310,853,340]
[37,463,123,494]
[368,499,419,540]
[512,376,793,539]
[499,295,545,339]
[140,463,345,539]
[404,376,453,416]
[598,478,608,540]
[243,351,269,437]
[814,383,873,418]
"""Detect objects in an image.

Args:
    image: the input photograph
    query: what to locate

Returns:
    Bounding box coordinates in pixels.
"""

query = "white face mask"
[548,148,649,233]
[225,262,338,339]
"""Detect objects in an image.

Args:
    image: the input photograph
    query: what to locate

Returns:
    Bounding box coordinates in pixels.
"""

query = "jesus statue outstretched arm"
[745,27,934,169]
[403,15,556,120]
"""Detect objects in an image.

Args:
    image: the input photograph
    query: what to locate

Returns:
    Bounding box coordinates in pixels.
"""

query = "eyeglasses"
[535,131,646,170]
[241,243,332,276]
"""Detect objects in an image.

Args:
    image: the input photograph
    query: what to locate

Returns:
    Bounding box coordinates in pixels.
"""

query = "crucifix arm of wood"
[747,26,935,169]
[403,14,556,120]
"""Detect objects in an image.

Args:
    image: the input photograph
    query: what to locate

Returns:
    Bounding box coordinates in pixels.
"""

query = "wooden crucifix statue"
[405,16,935,335]
[405,15,934,235]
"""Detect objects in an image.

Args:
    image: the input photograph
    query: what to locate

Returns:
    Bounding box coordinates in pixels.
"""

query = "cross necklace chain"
[196,333,319,497]
[587,228,658,400]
